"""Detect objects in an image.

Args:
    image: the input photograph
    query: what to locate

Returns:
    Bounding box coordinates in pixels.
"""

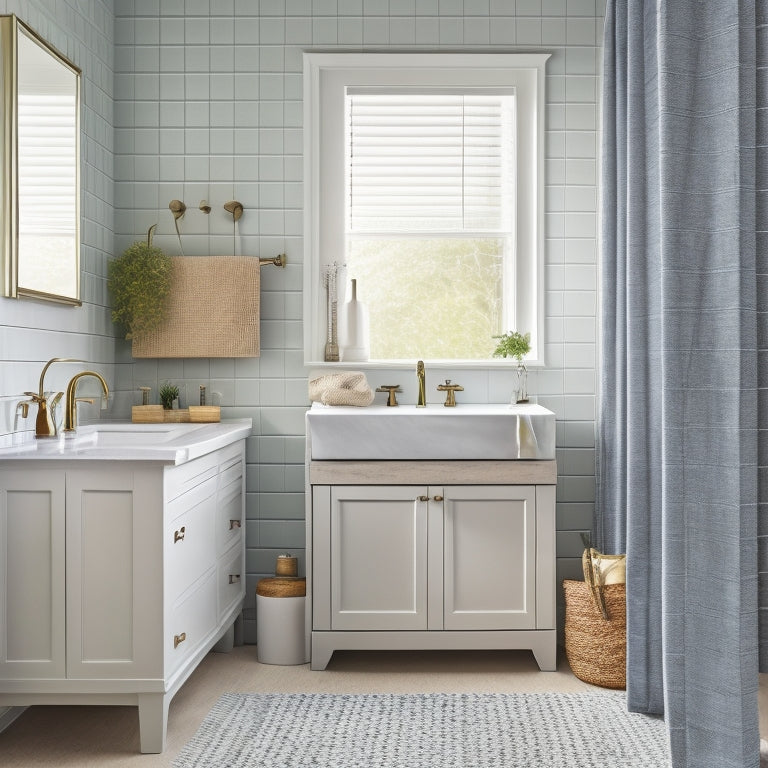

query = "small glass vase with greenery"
[492,331,531,404]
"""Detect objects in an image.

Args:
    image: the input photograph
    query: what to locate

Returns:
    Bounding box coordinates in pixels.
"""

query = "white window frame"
[303,51,549,367]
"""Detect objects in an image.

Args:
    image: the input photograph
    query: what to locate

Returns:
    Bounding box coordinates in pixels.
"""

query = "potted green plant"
[492,331,531,404]
[107,226,173,340]
[159,383,180,411]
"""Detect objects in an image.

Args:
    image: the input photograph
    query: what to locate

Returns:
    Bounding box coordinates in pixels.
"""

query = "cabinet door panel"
[66,468,163,679]
[443,485,536,630]
[0,471,65,679]
[330,486,427,630]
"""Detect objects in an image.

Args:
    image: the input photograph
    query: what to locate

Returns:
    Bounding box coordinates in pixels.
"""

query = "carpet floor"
[173,691,670,768]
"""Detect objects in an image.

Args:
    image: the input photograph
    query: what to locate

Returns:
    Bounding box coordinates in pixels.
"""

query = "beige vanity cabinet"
[0,439,246,753]
[308,461,557,672]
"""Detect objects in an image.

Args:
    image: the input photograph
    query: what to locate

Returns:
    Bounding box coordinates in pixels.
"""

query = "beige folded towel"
[309,372,374,407]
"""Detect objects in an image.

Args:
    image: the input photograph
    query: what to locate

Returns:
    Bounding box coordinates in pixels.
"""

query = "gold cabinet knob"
[174,526,185,543]
[433,495,443,502]
[173,632,187,649]
[417,495,429,502]
[229,519,241,530]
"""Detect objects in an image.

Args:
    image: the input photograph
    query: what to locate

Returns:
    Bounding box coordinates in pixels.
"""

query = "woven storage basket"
[563,579,626,690]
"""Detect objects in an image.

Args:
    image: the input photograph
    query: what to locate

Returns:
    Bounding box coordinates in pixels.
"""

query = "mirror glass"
[1,15,81,304]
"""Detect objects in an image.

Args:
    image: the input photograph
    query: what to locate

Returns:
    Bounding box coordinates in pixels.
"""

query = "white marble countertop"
[0,419,252,465]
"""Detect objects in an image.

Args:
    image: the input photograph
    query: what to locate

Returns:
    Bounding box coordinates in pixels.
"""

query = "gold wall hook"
[224,200,243,222]
[169,199,186,220]
[199,200,211,214]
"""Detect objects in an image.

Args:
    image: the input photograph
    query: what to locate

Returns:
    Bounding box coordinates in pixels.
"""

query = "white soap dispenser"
[338,278,370,362]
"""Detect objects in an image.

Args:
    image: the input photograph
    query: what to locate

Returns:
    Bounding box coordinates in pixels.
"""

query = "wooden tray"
[132,405,220,423]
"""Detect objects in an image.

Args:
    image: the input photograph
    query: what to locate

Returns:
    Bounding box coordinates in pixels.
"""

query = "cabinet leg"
[310,635,334,670]
[531,633,557,672]
[233,611,244,646]
[138,693,169,754]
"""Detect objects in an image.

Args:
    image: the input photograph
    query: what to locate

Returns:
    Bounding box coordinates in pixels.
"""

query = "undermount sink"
[306,403,555,460]
[72,422,208,446]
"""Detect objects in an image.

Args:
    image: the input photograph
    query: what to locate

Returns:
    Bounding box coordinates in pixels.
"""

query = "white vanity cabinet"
[307,461,557,672]
[0,438,246,753]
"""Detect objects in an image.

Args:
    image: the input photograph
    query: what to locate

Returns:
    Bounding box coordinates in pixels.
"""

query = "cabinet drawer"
[165,451,219,503]
[166,483,217,601]
[217,452,243,491]
[216,478,243,556]
[217,543,244,621]
[167,568,217,676]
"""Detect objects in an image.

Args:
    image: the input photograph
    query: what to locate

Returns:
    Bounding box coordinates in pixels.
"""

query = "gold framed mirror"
[1,14,81,305]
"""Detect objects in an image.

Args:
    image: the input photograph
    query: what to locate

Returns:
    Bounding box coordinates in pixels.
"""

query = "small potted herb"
[159,383,180,410]
[492,331,531,403]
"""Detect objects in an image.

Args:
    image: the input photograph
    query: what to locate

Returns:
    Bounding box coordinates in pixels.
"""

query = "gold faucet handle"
[376,385,402,407]
[436,380,464,407]
[24,391,44,403]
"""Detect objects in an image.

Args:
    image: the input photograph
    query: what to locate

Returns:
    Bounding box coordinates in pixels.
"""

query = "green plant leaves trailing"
[108,239,173,340]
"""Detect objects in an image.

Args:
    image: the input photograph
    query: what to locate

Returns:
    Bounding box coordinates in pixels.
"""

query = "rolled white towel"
[308,371,374,407]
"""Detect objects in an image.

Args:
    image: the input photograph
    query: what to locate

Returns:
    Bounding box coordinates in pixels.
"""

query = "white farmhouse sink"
[306,403,555,460]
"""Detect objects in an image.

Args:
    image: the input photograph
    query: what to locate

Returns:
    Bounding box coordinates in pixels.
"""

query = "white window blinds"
[346,90,516,234]
[17,92,78,237]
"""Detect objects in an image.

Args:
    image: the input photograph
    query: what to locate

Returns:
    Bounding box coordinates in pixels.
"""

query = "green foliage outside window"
[346,238,505,360]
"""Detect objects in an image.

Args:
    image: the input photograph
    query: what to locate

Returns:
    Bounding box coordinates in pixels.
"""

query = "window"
[303,53,549,366]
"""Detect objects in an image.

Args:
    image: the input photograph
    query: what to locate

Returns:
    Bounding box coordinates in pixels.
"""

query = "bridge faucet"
[63,371,109,433]
[24,357,82,438]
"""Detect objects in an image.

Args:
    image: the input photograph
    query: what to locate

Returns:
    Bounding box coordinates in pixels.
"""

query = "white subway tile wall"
[0,0,604,643]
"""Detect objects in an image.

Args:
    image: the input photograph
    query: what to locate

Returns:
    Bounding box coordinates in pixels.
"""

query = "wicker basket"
[563,579,626,690]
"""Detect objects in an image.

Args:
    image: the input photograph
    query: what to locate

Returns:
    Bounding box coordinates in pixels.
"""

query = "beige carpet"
[2,649,766,767]
[0,647,590,767]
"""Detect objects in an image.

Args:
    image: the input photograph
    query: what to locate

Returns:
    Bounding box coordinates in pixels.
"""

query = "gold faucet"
[24,357,82,438]
[416,360,426,407]
[437,379,464,407]
[63,371,109,433]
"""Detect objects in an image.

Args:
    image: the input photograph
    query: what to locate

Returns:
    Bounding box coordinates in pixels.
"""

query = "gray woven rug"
[173,692,670,767]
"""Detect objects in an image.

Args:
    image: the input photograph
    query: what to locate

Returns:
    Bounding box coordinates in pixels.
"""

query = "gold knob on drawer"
[229,574,241,584]
[417,495,429,502]
[229,519,241,530]
[433,495,443,502]
[173,632,186,649]
[174,526,185,543]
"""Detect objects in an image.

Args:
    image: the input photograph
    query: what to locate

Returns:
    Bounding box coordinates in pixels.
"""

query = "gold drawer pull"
[228,574,241,584]
[229,519,241,530]
[417,495,429,502]
[433,495,444,502]
[174,632,186,649]
[174,526,185,543]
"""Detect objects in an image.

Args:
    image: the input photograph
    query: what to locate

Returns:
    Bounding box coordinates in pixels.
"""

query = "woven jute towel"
[563,579,626,690]
[132,256,260,358]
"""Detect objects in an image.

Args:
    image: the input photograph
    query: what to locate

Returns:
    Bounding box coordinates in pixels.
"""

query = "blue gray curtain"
[597,2,765,767]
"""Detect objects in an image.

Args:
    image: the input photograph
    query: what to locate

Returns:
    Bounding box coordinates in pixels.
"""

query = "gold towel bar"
[259,254,286,268]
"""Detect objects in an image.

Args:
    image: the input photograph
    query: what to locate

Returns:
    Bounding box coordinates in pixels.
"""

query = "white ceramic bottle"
[338,278,370,362]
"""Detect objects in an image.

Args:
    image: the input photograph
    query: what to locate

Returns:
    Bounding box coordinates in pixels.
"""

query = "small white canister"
[256,577,307,665]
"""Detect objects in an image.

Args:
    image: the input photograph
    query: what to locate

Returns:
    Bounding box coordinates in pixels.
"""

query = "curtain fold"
[597,2,765,766]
